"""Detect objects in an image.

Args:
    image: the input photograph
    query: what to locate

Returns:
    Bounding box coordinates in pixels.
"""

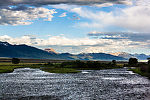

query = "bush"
[60,60,121,69]
[12,58,20,64]
[112,60,116,66]
[128,58,138,66]
[74,60,85,68]
[148,65,150,73]
[139,64,148,73]
[148,60,150,65]
[44,62,54,66]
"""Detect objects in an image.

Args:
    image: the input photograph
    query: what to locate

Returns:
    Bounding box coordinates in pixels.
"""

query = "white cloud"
[0,7,57,25]
[0,35,149,54]
[59,12,67,17]
[93,3,113,8]
[136,0,150,6]
[88,31,150,41]
[71,5,150,32]
[52,2,150,33]
[116,6,150,32]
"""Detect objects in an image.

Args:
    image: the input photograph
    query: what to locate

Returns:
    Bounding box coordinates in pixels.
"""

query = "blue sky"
[0,5,119,37]
[0,0,150,54]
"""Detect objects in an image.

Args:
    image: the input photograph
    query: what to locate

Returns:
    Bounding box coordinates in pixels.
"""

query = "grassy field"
[129,68,150,79]
[42,68,80,73]
[0,61,124,74]
[0,63,80,73]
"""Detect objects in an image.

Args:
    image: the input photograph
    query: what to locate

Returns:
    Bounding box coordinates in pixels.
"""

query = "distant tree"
[139,63,148,72]
[148,65,150,73]
[147,58,150,65]
[147,58,150,72]
[86,61,93,68]
[128,58,138,66]
[74,60,85,68]
[44,62,54,66]
[148,60,150,65]
[12,58,20,64]
[147,58,150,60]
[112,60,116,66]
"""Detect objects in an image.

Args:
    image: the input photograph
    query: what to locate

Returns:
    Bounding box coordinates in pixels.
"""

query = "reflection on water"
[0,68,150,100]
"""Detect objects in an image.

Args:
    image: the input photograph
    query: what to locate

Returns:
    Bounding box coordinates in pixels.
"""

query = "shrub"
[139,64,148,73]
[12,58,20,64]
[112,60,116,66]
[74,60,85,68]
[148,60,150,65]
[128,58,138,66]
[46,62,54,66]
[147,58,150,65]
[148,65,150,73]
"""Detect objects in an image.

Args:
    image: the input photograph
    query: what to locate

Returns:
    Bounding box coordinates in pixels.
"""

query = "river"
[0,68,150,100]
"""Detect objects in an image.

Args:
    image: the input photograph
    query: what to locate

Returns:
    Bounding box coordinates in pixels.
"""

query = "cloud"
[135,0,150,6]
[0,0,132,7]
[93,3,113,8]
[67,5,150,33]
[0,34,149,54]
[88,31,150,42]
[59,12,67,17]
[50,0,150,33]
[0,0,133,26]
[0,7,57,25]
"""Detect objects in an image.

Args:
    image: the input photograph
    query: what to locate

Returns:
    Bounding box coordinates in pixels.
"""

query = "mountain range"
[0,41,126,61]
[110,52,150,60]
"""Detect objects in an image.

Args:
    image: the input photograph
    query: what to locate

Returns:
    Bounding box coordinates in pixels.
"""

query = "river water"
[0,68,150,100]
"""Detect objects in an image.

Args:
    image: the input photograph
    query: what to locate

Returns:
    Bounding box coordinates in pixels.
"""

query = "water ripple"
[0,68,150,100]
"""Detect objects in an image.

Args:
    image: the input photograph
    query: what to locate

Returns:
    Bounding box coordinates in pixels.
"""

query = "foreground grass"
[42,68,80,73]
[0,63,81,73]
[129,68,150,79]
[0,62,123,74]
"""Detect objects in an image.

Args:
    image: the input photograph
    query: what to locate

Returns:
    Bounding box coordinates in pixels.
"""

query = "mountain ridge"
[0,41,126,60]
[110,52,150,60]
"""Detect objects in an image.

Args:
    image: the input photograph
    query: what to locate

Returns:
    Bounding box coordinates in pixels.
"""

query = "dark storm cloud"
[88,32,150,42]
[0,0,132,6]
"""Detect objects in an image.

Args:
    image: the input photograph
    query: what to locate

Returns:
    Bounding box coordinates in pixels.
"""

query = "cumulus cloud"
[59,12,67,17]
[88,31,150,41]
[0,7,57,25]
[135,0,150,6]
[93,3,113,8]
[50,0,150,33]
[0,34,149,54]
[67,5,150,32]
[0,0,134,26]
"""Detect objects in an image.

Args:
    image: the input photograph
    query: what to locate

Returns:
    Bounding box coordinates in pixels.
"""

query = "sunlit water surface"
[0,68,150,100]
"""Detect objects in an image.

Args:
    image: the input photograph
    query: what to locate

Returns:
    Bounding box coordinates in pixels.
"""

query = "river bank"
[0,61,123,73]
[0,63,80,73]
[129,68,150,79]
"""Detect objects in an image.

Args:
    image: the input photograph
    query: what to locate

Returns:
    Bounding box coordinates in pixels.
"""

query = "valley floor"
[0,61,123,74]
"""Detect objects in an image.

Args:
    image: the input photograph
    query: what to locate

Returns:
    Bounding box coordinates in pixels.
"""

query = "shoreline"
[128,68,150,79]
[0,62,123,74]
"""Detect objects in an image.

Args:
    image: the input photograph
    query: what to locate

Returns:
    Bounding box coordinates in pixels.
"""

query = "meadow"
[0,60,123,73]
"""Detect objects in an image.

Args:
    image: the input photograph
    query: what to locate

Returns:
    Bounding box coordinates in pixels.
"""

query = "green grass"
[129,68,150,78]
[117,64,124,67]
[42,68,81,73]
[0,63,80,73]
[0,62,123,74]
[0,65,25,73]
[75,66,122,70]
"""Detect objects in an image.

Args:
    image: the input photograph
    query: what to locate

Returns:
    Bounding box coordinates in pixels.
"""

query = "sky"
[0,0,150,54]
